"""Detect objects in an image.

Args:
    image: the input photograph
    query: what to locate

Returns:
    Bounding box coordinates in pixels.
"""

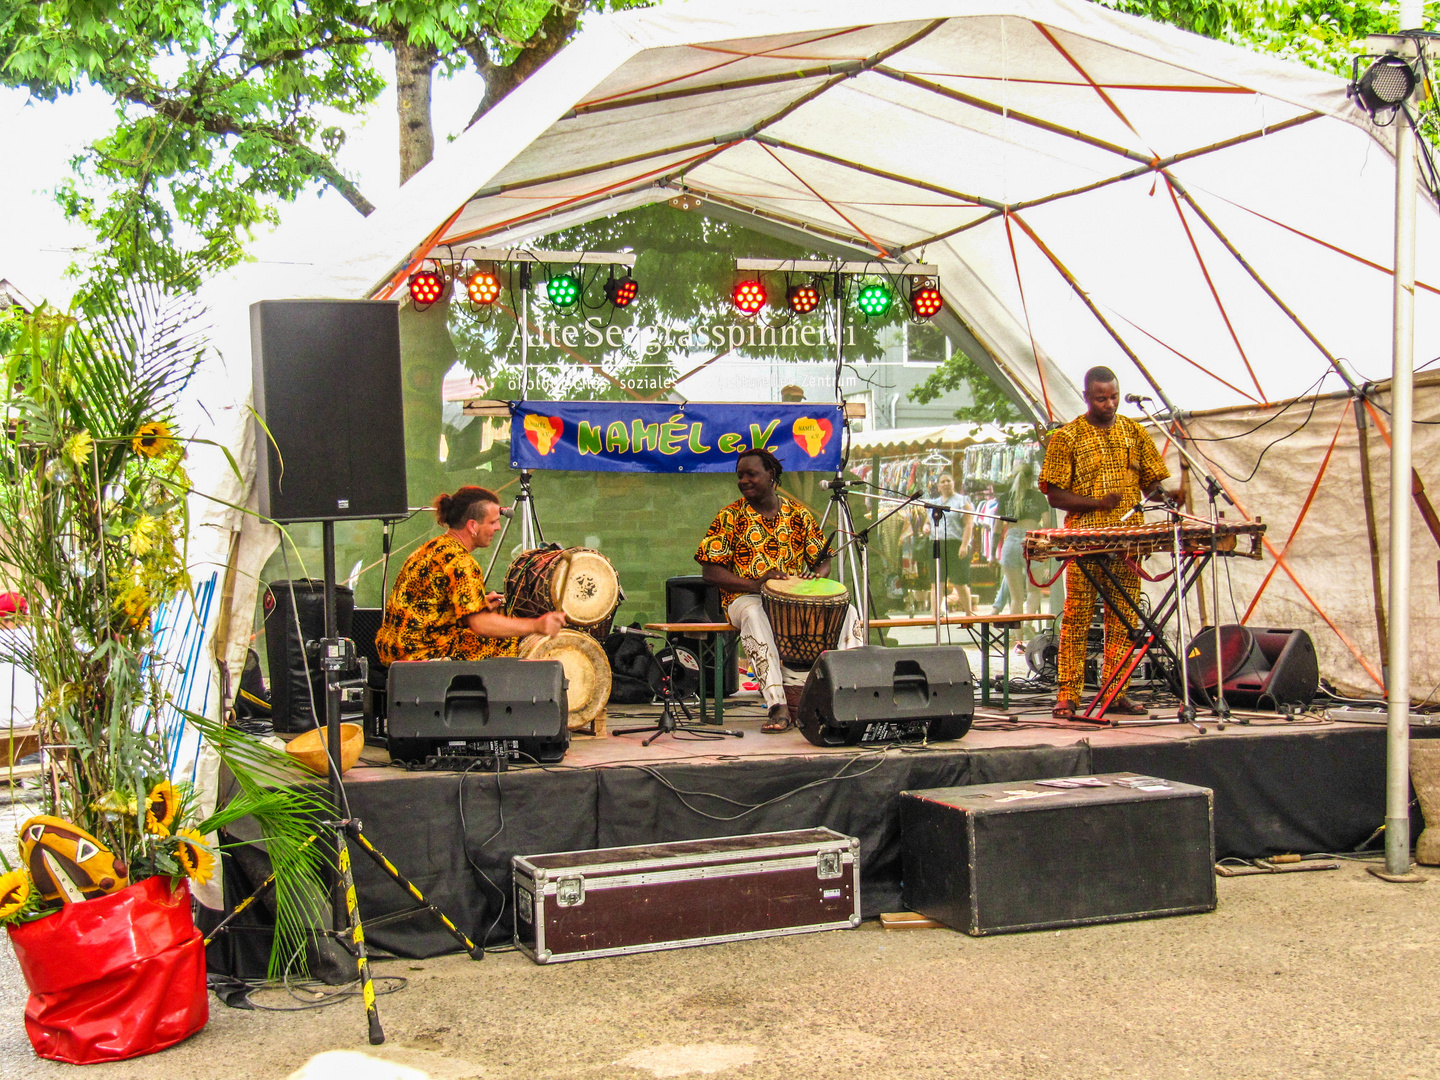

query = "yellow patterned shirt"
[1038,414,1169,529]
[375,535,518,665]
[695,496,827,610]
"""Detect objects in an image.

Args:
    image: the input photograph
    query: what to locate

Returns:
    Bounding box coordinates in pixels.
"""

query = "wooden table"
[868,612,1056,708]
[643,622,736,726]
[648,612,1055,716]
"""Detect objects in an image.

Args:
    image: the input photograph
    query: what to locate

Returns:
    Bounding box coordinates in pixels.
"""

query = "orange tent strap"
[1032,22,1147,147]
[758,142,891,257]
[375,203,468,301]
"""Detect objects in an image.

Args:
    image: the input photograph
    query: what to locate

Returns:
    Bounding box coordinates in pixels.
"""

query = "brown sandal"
[1052,698,1078,720]
[1103,697,1149,717]
[761,711,795,734]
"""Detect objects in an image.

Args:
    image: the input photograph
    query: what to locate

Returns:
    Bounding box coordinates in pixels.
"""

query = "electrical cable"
[457,757,510,954]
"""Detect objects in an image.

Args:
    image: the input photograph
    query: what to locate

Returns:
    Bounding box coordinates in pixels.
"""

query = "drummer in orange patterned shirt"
[376,486,564,665]
[696,450,863,733]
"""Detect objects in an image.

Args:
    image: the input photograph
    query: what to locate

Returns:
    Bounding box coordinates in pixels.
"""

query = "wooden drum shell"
[760,581,850,671]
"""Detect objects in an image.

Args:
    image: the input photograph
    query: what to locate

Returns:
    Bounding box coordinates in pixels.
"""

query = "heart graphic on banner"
[524,414,563,456]
[791,416,833,458]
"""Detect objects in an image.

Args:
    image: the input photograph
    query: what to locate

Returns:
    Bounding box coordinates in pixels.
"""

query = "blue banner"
[509,401,844,473]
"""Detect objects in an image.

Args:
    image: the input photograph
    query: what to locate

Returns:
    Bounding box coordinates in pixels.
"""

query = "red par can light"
[911,282,943,319]
[605,275,639,308]
[408,268,447,305]
[733,279,767,315]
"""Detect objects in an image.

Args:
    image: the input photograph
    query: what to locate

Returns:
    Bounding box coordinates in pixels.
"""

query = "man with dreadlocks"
[696,449,863,733]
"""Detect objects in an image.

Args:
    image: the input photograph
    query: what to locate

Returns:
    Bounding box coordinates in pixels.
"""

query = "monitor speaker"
[1185,625,1319,709]
[664,575,738,696]
[250,299,408,523]
[386,659,570,764]
[796,645,974,747]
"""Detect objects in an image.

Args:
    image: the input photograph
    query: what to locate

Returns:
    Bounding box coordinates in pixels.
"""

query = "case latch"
[817,851,843,879]
[556,876,586,907]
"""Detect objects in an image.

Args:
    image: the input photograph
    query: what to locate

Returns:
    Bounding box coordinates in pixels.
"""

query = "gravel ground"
[0,858,1435,1080]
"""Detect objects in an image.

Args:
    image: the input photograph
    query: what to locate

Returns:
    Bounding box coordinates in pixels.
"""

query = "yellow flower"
[114,584,151,629]
[129,514,159,557]
[145,781,179,836]
[0,869,30,920]
[64,431,94,467]
[91,789,138,817]
[131,422,174,458]
[174,828,214,885]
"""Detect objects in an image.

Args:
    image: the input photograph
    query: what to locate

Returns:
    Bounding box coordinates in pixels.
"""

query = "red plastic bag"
[7,875,208,1063]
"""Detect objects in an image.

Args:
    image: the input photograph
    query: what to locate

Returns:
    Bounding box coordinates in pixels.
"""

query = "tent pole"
[1381,11,1420,881]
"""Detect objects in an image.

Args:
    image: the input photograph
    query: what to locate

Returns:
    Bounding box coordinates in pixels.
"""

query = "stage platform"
[206,695,1437,973]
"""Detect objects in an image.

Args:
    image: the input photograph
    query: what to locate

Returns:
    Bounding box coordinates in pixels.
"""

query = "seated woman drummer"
[695,450,864,734]
[376,486,564,665]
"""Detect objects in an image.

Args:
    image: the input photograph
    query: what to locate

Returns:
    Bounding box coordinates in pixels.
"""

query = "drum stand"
[611,628,744,745]
[487,469,546,580]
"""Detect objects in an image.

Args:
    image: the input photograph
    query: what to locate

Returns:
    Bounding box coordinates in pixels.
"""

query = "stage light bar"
[605,274,639,308]
[465,269,501,305]
[547,273,581,309]
[408,268,446,305]
[910,281,943,319]
[787,282,821,314]
[733,280,767,315]
[855,282,892,318]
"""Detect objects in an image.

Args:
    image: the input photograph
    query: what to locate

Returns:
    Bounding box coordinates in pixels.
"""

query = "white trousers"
[726,593,865,709]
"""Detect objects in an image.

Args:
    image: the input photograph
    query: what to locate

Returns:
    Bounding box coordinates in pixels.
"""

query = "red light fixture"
[910,280,943,319]
[732,279,767,315]
[605,274,639,308]
[408,267,447,305]
[465,268,501,305]
[786,282,821,314]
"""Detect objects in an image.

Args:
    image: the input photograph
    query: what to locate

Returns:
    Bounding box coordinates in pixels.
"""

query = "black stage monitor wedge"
[796,645,974,747]
[250,299,408,523]
[387,659,570,764]
[1185,625,1319,709]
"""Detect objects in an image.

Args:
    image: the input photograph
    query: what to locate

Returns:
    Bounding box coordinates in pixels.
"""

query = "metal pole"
[519,267,531,400]
[1383,12,1420,878]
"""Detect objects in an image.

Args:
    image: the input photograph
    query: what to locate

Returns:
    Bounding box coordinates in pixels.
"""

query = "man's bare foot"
[761,703,794,733]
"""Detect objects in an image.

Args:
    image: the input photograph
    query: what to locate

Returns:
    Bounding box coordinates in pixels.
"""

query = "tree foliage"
[0,0,647,283]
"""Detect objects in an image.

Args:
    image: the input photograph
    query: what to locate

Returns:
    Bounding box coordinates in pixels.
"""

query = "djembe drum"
[760,577,850,670]
[505,547,620,637]
[518,629,612,734]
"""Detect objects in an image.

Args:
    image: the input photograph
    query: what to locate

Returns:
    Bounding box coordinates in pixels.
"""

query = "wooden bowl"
[284,723,363,777]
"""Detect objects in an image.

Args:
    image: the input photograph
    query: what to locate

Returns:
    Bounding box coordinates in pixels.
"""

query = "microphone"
[819,478,849,490]
[1124,393,1152,406]
[499,506,514,519]
[613,624,663,639]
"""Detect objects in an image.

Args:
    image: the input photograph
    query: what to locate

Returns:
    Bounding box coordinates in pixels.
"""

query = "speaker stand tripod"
[212,522,482,1044]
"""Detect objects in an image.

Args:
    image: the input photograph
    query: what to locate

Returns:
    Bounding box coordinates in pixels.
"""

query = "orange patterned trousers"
[1057,556,1140,704]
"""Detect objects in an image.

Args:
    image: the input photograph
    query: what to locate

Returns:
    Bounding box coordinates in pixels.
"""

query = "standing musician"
[1038,367,1174,720]
[696,450,863,733]
[376,486,564,665]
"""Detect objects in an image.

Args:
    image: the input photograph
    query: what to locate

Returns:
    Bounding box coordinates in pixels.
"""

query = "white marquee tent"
[184,0,1440,730]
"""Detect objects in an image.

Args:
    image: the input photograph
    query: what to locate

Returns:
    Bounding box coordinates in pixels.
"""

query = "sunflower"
[131,421,174,458]
[145,780,179,836]
[174,828,215,885]
[114,583,151,629]
[63,430,94,467]
[0,869,29,921]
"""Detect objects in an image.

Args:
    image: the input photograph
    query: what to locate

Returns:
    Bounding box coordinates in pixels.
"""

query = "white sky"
[0,54,485,307]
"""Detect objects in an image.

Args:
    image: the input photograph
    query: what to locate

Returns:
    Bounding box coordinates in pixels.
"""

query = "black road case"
[901,773,1215,935]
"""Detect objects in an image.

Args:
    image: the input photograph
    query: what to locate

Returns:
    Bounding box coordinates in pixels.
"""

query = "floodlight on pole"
[1349,53,1418,117]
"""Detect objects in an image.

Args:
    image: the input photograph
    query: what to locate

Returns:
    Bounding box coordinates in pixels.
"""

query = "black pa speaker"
[386,659,570,764]
[262,580,354,733]
[664,575,738,696]
[796,645,974,747]
[250,300,408,523]
[1185,625,1319,709]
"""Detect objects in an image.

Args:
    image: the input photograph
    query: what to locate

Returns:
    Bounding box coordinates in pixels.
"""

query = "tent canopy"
[304,0,1440,421]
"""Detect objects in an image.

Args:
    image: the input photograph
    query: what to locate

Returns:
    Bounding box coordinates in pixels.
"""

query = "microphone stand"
[829,485,1015,645]
[486,469,545,580]
[1128,396,1239,724]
